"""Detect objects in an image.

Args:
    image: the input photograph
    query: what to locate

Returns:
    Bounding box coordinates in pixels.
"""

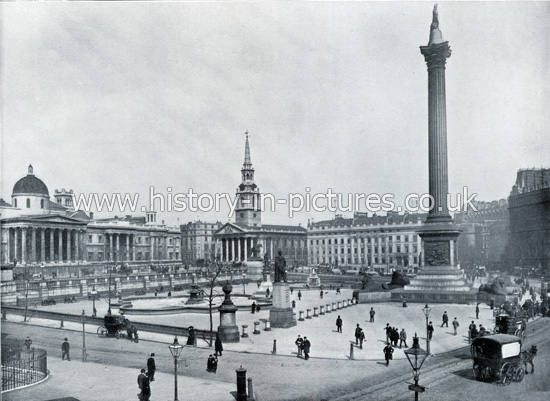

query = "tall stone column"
[50,229,54,262]
[40,229,45,263]
[237,238,241,261]
[75,231,80,261]
[132,235,136,261]
[6,228,11,264]
[126,235,130,261]
[116,234,120,261]
[21,228,27,264]
[31,227,37,264]
[14,228,19,263]
[244,238,247,261]
[83,230,88,262]
[109,234,114,261]
[67,230,72,262]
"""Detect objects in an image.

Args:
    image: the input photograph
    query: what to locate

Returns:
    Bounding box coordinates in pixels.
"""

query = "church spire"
[243,131,252,169]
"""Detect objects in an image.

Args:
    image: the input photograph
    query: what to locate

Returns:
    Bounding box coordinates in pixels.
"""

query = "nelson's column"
[399,5,477,303]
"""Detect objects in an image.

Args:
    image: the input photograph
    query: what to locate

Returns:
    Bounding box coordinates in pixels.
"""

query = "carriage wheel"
[472,365,483,380]
[499,363,513,385]
[514,329,525,340]
[513,365,525,382]
[97,326,107,337]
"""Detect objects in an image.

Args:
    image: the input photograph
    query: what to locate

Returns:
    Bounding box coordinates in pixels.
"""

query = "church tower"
[235,132,262,227]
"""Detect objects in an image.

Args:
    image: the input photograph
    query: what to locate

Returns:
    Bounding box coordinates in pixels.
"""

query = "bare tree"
[203,259,225,347]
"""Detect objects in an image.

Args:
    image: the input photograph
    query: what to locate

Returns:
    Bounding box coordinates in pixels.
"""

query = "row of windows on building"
[323,256,419,265]
[310,234,418,246]
[13,198,46,209]
[310,244,418,254]
[86,234,179,245]
[86,251,181,262]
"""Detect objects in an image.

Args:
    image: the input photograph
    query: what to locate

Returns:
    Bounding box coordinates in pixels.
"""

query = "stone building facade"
[0,165,182,271]
[307,212,425,273]
[180,220,223,263]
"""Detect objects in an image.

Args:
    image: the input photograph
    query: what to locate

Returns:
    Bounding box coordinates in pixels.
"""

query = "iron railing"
[1,346,48,392]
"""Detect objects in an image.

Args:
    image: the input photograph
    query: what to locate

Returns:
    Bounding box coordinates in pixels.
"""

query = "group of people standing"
[294,335,311,360]
[137,353,155,401]
[383,324,408,348]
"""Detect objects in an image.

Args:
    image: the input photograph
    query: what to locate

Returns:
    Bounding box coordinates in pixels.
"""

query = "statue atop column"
[274,249,287,283]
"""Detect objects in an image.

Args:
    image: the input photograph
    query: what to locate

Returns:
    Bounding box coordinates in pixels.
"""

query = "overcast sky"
[1,1,549,226]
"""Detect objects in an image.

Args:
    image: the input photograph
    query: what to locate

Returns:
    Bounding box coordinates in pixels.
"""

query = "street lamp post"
[404,334,428,401]
[422,304,431,355]
[242,273,246,294]
[168,336,185,401]
[81,309,87,362]
[90,286,98,317]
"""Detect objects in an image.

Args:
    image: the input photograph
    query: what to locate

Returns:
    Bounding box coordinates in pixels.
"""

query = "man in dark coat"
[427,321,434,340]
[251,302,256,314]
[147,353,156,382]
[137,368,146,401]
[141,372,151,401]
[303,337,311,360]
[384,323,391,344]
[358,329,366,349]
[391,327,399,347]
[295,335,304,357]
[336,316,343,333]
[369,307,375,323]
[475,303,480,319]
[215,336,223,357]
[61,338,71,361]
[298,290,302,300]
[441,311,449,327]
[383,344,394,366]
[355,324,362,345]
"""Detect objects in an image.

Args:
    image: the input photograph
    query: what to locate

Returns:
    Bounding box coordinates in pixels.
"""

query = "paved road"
[3,315,549,400]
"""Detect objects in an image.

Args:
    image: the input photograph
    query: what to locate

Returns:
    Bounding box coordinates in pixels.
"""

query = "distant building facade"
[213,133,308,266]
[180,220,222,263]
[0,165,182,268]
[454,199,509,269]
[507,168,550,275]
[307,212,425,272]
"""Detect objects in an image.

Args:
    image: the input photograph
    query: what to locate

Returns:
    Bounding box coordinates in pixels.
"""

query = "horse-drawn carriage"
[97,313,137,339]
[494,313,527,339]
[471,334,536,385]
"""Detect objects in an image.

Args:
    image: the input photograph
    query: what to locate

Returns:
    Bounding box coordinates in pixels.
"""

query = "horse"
[520,345,537,374]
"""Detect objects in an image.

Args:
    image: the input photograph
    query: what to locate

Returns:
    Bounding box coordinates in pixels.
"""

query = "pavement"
[2,285,543,401]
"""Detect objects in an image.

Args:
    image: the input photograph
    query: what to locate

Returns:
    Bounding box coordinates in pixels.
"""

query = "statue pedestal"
[269,282,296,328]
[218,283,240,343]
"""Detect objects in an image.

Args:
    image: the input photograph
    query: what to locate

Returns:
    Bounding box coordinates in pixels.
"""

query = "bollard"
[272,339,277,355]
[337,301,342,309]
[326,304,331,313]
[241,324,249,338]
[313,307,318,317]
[264,320,271,331]
[299,310,305,321]
[349,298,353,306]
[320,305,325,315]
[60,319,64,328]
[236,366,248,401]
[253,321,261,334]
[247,377,255,401]
[350,343,355,360]
[306,309,312,319]
[332,302,337,311]
[343,300,347,308]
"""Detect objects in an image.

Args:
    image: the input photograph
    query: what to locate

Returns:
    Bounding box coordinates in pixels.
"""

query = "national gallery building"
[0,165,182,271]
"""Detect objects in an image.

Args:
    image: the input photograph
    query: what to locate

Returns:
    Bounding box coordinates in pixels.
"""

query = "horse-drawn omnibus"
[471,334,537,385]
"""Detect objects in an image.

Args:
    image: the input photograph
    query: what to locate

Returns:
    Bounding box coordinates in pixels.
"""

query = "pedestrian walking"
[399,328,408,348]
[427,321,434,341]
[290,287,294,295]
[336,315,343,333]
[207,354,218,373]
[303,336,311,360]
[369,307,375,323]
[140,372,151,401]
[383,344,394,366]
[320,290,324,299]
[295,335,304,357]
[441,311,449,327]
[391,327,399,347]
[61,338,71,361]
[24,337,32,351]
[147,353,156,381]
[256,303,261,313]
[358,329,366,349]
[475,303,480,319]
[336,287,341,295]
[298,290,302,301]
[292,300,296,308]
[384,323,391,344]
[266,288,270,298]
[355,324,362,345]
[452,317,460,335]
[137,368,146,401]
[215,335,223,357]
[251,302,256,314]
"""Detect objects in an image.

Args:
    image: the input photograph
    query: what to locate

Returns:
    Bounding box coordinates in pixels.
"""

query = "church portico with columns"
[213,133,308,268]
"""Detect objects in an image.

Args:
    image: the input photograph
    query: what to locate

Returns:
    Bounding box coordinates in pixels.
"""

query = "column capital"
[420,42,451,69]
